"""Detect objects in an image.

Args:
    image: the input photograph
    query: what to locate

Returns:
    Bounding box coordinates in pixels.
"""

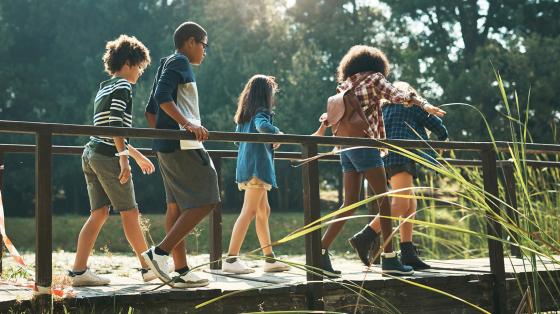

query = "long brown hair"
[234,74,278,124]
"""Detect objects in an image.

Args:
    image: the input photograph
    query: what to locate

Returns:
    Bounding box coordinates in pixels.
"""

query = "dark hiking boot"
[348,225,380,266]
[400,242,431,270]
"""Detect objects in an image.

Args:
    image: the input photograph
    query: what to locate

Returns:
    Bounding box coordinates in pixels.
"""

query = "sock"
[154,246,169,256]
[70,269,86,276]
[175,266,190,274]
[225,256,238,263]
[140,268,149,274]
[400,242,415,256]
[265,253,276,263]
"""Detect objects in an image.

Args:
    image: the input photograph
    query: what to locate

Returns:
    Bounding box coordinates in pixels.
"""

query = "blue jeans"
[340,147,384,173]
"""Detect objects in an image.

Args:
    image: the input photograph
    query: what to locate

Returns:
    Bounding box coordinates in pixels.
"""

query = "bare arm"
[145,112,156,129]
[160,101,208,141]
[113,137,131,184]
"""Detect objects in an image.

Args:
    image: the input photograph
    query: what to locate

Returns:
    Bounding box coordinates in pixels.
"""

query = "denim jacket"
[235,110,280,188]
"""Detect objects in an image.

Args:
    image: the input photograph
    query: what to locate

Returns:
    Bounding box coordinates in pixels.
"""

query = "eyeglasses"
[199,41,209,52]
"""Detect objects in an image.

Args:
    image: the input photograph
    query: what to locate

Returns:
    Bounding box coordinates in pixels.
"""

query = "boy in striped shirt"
[69,35,157,286]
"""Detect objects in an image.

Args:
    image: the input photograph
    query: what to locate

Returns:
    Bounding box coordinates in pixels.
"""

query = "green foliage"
[0,0,559,216]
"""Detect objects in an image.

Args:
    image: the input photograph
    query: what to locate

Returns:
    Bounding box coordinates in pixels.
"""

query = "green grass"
[4,211,373,257]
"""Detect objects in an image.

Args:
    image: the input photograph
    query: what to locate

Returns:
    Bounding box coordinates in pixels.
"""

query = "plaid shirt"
[337,72,416,140]
[382,103,448,167]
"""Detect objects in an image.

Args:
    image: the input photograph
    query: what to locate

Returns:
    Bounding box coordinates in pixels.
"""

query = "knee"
[240,206,257,219]
[391,197,411,216]
[256,206,271,219]
[92,207,110,220]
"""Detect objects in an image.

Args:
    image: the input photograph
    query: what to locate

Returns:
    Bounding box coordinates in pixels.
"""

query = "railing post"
[209,156,222,270]
[301,143,324,310]
[0,149,4,274]
[501,162,521,257]
[481,148,507,314]
[35,131,53,312]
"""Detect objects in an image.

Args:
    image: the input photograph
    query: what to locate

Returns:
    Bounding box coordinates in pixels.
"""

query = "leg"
[166,202,188,270]
[72,207,110,271]
[321,171,362,249]
[227,189,263,256]
[120,208,149,269]
[158,204,214,253]
[363,167,393,253]
[400,196,416,243]
[364,169,415,274]
[255,189,273,256]
[369,172,413,238]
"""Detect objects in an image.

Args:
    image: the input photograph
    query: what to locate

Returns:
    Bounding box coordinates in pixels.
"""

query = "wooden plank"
[481,148,507,314]
[34,131,53,313]
[209,157,223,270]
[301,143,324,310]
[501,164,521,257]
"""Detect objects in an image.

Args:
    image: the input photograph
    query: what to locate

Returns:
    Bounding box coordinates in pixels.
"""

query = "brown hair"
[336,45,390,83]
[102,35,151,75]
[234,75,278,124]
[174,21,207,49]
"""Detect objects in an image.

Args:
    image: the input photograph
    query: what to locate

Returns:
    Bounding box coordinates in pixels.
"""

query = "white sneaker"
[264,260,291,273]
[141,269,157,282]
[222,259,255,274]
[172,271,209,288]
[69,269,110,287]
[141,247,171,282]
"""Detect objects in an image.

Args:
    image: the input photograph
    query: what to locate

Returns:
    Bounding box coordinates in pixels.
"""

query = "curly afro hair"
[102,34,151,75]
[336,45,390,83]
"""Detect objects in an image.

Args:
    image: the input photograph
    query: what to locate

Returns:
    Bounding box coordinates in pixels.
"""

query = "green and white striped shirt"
[88,77,133,156]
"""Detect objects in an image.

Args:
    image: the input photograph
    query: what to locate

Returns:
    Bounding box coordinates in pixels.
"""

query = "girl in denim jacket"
[222,75,290,274]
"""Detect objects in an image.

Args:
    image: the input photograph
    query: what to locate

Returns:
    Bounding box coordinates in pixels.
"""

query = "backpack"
[326,89,373,138]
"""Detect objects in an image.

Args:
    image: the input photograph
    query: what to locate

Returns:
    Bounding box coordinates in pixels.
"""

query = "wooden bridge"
[1,119,560,313]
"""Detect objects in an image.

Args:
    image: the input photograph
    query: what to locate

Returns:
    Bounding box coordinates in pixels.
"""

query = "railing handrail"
[2,119,560,154]
[1,143,560,168]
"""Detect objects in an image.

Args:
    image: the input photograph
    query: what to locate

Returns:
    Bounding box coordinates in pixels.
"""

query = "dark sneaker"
[348,225,380,266]
[400,242,431,270]
[381,252,414,276]
[320,249,341,278]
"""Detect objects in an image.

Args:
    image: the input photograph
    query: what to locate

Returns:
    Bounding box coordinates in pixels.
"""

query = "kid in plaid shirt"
[313,46,445,276]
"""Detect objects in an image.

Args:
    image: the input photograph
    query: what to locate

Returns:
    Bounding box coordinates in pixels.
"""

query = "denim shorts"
[386,162,418,180]
[340,147,384,173]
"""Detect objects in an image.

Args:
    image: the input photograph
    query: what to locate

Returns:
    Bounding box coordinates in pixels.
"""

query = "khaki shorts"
[157,149,221,211]
[82,145,137,212]
[237,177,272,191]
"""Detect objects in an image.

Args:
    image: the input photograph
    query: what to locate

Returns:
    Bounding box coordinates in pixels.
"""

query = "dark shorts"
[82,145,137,212]
[340,147,384,173]
[385,162,418,180]
[157,149,221,211]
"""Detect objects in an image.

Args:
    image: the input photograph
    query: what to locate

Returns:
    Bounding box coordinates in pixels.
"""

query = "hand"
[134,155,155,175]
[318,112,328,123]
[273,131,284,150]
[423,104,446,117]
[184,123,209,142]
[318,112,331,127]
[118,156,132,184]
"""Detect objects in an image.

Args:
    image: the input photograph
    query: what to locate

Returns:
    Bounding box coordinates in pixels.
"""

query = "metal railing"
[1,119,560,313]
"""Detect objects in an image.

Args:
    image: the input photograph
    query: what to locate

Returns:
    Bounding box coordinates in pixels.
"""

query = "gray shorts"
[157,149,221,211]
[82,145,138,212]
